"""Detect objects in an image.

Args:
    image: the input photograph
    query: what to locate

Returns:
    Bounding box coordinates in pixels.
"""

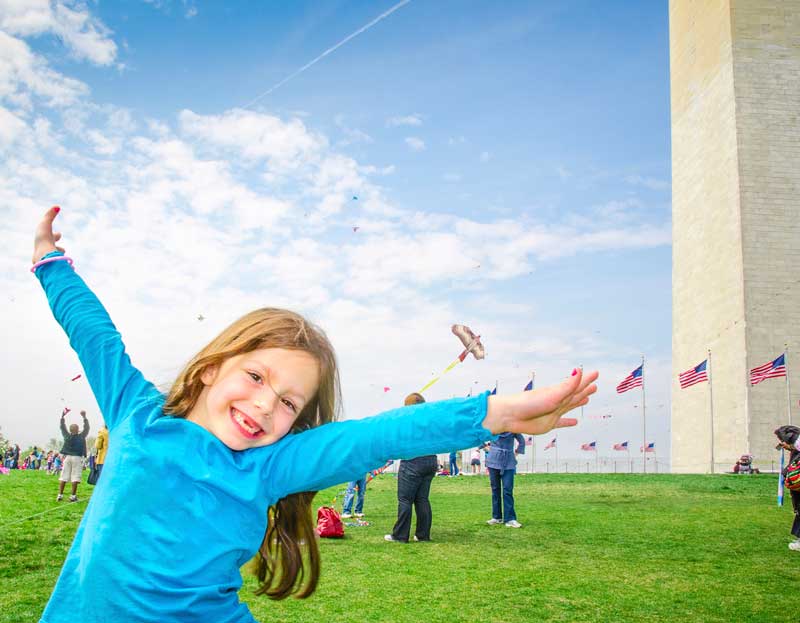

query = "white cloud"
[0,0,117,65]
[405,136,425,151]
[386,113,422,127]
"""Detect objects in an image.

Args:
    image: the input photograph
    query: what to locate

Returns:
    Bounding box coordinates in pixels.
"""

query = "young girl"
[775,425,800,551]
[32,206,598,623]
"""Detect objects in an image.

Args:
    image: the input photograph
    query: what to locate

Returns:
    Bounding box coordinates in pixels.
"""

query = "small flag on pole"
[580,441,597,451]
[679,359,708,388]
[749,354,787,385]
[616,364,643,394]
[525,436,533,446]
[612,441,629,451]
[490,383,497,395]
[523,380,533,391]
[544,438,556,450]
[640,442,655,453]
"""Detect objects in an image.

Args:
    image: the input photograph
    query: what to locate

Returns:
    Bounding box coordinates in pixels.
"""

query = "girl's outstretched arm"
[32,207,159,430]
[265,369,597,499]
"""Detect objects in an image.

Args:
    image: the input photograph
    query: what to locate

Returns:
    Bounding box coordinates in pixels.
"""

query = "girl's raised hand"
[483,368,599,436]
[33,206,65,264]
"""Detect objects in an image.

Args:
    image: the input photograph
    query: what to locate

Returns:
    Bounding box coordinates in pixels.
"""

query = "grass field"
[1,470,795,623]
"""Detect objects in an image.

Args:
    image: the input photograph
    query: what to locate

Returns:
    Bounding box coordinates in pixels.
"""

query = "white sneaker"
[354,513,364,518]
[69,495,78,503]
[413,535,419,542]
[505,520,522,528]
[384,534,399,542]
[486,518,503,525]
[789,541,800,551]
[341,513,352,519]
[56,494,63,502]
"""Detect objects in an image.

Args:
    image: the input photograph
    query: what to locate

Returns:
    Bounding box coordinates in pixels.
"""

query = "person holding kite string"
[30,206,598,623]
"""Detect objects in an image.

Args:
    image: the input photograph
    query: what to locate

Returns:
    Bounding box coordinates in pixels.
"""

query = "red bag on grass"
[316,506,344,538]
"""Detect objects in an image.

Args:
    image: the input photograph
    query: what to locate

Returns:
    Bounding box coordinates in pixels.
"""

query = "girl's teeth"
[233,411,261,434]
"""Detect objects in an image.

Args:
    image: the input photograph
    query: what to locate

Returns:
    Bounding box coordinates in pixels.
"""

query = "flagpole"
[555,436,559,473]
[580,363,584,420]
[641,355,647,474]
[708,349,715,474]
[785,345,793,426]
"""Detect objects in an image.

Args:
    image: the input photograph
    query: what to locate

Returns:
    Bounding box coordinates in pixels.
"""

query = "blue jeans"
[449,455,459,476]
[488,467,517,522]
[391,455,438,541]
[342,477,367,514]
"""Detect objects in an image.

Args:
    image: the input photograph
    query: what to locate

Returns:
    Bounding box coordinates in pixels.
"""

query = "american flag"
[750,354,786,385]
[616,364,643,393]
[523,379,533,391]
[640,442,655,453]
[544,437,556,450]
[679,359,708,389]
[612,441,629,451]
[525,436,533,446]
[580,441,597,451]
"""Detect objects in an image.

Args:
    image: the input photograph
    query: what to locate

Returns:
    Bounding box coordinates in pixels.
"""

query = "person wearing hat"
[384,393,438,543]
[775,425,800,551]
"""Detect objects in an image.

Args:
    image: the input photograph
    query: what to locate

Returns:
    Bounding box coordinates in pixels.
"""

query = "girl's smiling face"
[188,348,320,451]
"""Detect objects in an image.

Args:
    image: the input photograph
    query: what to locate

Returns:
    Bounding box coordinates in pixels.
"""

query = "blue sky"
[1,0,672,461]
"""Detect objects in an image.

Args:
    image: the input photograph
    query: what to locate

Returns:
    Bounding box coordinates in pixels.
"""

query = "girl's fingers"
[554,417,578,429]
[54,232,62,242]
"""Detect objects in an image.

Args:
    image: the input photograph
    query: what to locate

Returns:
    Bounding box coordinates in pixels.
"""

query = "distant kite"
[383,386,391,392]
[197,314,205,321]
[353,226,360,233]
[62,407,71,416]
[419,325,485,393]
[352,195,358,201]
[71,374,82,382]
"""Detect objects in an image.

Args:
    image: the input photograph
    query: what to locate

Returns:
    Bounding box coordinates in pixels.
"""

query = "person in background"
[485,432,525,528]
[448,450,459,477]
[385,393,439,543]
[775,425,800,551]
[94,423,109,484]
[57,410,89,502]
[469,447,481,474]
[341,474,367,519]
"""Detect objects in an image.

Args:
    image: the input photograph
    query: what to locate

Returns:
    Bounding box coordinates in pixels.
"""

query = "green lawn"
[0,471,794,622]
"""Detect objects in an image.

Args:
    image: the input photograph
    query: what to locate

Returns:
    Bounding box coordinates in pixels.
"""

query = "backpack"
[316,506,344,538]
[785,456,800,491]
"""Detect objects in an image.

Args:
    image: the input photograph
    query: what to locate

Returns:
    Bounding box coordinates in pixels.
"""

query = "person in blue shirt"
[31,206,598,623]
[448,450,459,476]
[485,432,526,528]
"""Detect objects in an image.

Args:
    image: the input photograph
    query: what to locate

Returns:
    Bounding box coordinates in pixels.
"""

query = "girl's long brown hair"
[163,308,340,599]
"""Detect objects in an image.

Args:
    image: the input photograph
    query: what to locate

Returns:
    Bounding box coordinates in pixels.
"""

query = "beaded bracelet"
[30,255,74,274]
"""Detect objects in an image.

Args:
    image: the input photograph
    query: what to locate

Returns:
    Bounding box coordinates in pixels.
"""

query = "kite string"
[0,497,87,530]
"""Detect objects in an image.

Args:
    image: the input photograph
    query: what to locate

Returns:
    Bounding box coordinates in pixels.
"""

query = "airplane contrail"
[243,0,412,108]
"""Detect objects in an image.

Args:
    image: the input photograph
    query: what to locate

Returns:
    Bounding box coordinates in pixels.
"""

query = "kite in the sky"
[71,374,82,382]
[418,324,485,393]
[62,407,71,416]
[383,386,391,392]
[197,315,205,322]
[352,226,360,233]
[352,195,358,201]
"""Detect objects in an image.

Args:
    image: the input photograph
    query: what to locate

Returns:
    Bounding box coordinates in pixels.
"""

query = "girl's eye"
[281,398,297,413]
[248,372,262,383]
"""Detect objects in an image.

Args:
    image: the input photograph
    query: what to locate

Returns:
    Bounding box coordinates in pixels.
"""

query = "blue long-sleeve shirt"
[485,432,525,471]
[35,253,495,623]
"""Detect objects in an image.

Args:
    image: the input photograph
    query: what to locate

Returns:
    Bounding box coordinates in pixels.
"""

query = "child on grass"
[31,206,597,623]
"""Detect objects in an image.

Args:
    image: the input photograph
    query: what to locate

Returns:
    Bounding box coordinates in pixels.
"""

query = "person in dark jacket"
[58,410,90,502]
[384,393,439,543]
[776,425,800,551]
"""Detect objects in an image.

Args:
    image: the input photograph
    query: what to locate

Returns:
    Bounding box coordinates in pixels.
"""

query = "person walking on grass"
[57,409,89,502]
[485,432,525,528]
[775,425,800,551]
[448,450,459,476]
[94,423,109,484]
